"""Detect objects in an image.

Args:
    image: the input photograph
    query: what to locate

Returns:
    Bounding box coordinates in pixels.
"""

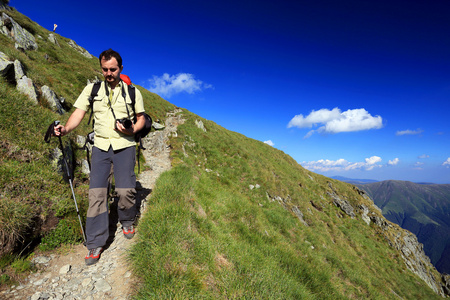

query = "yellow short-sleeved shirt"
[74,80,145,152]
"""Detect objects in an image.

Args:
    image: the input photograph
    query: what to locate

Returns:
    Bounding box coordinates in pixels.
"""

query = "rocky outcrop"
[16,76,38,104]
[0,12,38,50]
[0,51,39,103]
[41,85,67,115]
[0,51,70,111]
[47,33,59,47]
[266,180,449,297]
[68,39,93,58]
[328,182,450,297]
[0,55,13,78]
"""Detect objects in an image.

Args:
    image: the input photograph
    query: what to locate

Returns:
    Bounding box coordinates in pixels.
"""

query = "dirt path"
[2,109,184,300]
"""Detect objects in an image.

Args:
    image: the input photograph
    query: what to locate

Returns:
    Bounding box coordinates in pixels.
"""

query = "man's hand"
[54,124,67,136]
[115,113,146,135]
[53,108,86,137]
[115,121,134,135]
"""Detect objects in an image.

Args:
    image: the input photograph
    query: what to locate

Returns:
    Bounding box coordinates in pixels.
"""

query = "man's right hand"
[54,124,66,136]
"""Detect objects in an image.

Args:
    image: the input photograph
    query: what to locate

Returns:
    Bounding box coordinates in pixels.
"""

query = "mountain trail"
[2,109,184,300]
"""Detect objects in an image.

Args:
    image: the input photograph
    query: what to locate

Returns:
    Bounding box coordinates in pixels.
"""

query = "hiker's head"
[99,49,123,87]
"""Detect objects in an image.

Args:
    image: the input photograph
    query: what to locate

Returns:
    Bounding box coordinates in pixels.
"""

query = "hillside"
[356,180,450,274]
[1,3,449,299]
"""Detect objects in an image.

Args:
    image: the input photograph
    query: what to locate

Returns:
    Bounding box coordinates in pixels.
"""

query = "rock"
[292,206,308,226]
[59,264,71,275]
[67,39,93,58]
[329,191,355,218]
[30,292,42,300]
[152,122,165,130]
[41,85,67,115]
[359,204,371,225]
[14,59,25,81]
[81,159,90,175]
[51,143,74,180]
[0,59,13,77]
[0,13,38,50]
[95,278,112,292]
[32,256,51,264]
[48,33,59,47]
[16,75,38,104]
[195,119,207,132]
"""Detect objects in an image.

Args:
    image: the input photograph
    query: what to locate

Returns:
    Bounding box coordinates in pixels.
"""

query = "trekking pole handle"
[54,120,61,135]
[44,120,60,143]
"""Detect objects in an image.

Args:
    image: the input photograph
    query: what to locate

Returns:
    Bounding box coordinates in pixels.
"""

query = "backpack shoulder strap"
[87,82,102,126]
[127,84,137,122]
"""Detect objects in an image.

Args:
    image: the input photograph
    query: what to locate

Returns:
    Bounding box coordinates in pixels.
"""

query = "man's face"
[100,57,123,86]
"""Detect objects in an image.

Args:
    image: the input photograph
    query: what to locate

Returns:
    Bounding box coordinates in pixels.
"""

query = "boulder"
[0,59,13,77]
[41,85,66,115]
[16,76,38,104]
[0,13,38,50]
[47,33,59,47]
[13,59,24,81]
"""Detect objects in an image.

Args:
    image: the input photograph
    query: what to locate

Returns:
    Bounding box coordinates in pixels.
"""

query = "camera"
[116,118,133,129]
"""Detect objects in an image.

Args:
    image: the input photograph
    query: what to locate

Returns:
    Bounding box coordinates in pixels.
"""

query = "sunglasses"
[102,68,118,72]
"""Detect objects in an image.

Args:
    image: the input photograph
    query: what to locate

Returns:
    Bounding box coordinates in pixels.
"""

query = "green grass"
[129,111,441,299]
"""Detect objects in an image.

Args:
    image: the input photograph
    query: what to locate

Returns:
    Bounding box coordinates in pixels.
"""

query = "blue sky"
[11,0,450,183]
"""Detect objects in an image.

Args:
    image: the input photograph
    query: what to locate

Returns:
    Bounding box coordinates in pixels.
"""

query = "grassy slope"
[130,111,440,299]
[0,7,442,299]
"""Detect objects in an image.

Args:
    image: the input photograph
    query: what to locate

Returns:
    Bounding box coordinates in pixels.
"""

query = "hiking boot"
[85,247,103,265]
[123,225,135,239]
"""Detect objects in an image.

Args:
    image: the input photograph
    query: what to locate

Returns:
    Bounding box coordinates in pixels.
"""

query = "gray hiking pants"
[86,146,136,250]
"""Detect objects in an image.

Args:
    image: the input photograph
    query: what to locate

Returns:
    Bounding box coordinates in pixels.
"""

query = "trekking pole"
[45,121,87,244]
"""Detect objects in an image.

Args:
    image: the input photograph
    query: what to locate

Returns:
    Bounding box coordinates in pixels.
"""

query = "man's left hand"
[115,121,134,135]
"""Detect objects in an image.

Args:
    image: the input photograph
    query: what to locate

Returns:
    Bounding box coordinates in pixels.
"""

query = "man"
[54,49,145,265]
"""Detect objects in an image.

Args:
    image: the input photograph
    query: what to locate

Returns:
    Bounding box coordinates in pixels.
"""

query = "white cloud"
[388,158,400,165]
[443,158,450,168]
[414,161,425,170]
[264,140,275,146]
[147,73,213,98]
[396,128,423,136]
[418,154,429,159]
[288,108,383,138]
[301,156,384,172]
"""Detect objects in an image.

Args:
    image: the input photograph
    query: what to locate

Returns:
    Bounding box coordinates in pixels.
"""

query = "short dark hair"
[99,49,122,67]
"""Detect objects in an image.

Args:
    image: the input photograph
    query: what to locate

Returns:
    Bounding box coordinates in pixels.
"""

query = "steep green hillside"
[0,5,174,268]
[358,180,450,274]
[0,5,448,299]
[128,110,447,298]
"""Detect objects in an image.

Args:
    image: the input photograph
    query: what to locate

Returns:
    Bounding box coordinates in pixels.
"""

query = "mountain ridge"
[354,179,450,274]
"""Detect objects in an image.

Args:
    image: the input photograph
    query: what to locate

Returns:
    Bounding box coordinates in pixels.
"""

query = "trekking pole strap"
[44,121,59,143]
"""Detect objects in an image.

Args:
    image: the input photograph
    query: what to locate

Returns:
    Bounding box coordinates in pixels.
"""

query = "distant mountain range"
[330,176,379,185]
[335,177,450,274]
